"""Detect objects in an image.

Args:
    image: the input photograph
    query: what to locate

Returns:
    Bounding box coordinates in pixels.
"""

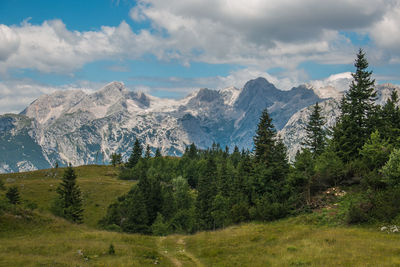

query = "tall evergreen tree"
[55,165,84,223]
[110,153,122,167]
[155,148,162,158]
[121,186,149,233]
[303,102,326,156]
[145,145,151,159]
[333,49,376,162]
[127,139,143,168]
[6,186,20,205]
[380,91,400,144]
[196,157,218,230]
[253,108,276,165]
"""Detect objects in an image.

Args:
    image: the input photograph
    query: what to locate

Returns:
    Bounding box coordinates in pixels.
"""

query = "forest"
[95,49,400,235]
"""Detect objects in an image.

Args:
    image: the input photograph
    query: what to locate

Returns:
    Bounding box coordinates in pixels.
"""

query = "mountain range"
[1,77,399,173]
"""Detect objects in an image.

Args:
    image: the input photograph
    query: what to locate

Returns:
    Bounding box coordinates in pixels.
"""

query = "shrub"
[108,244,115,255]
[381,148,400,186]
[347,200,370,224]
[6,186,20,205]
[314,150,344,187]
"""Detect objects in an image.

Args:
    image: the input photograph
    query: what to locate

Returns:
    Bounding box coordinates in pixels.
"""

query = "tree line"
[98,49,400,234]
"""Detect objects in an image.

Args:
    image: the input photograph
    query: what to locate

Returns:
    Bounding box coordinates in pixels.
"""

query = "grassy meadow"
[0,166,399,266]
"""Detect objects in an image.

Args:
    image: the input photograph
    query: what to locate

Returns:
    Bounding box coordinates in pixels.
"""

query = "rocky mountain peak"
[235,77,280,111]
[188,88,222,104]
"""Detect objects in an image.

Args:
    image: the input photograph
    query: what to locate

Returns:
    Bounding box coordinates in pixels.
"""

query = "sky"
[1,0,400,113]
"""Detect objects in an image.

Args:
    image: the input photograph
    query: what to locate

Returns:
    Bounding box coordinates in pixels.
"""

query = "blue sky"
[0,0,400,113]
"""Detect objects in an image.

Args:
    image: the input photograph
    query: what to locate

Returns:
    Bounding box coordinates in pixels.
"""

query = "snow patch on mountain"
[306,72,351,99]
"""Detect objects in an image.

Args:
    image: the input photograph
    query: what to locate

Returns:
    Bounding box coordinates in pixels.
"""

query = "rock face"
[2,77,398,173]
[279,84,400,161]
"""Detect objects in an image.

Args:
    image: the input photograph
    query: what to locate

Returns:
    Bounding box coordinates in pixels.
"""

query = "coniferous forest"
[98,49,400,235]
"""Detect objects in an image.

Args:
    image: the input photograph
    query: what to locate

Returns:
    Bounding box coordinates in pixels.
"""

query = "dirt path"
[157,236,203,267]
[176,237,204,267]
[158,236,182,267]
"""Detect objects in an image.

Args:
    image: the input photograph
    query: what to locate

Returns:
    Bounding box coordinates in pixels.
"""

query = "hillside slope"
[1,166,400,266]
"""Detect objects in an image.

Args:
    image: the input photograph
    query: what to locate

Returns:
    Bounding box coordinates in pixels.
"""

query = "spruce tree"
[333,49,376,162]
[121,186,149,233]
[303,102,326,156]
[196,157,218,230]
[381,91,400,144]
[56,165,84,223]
[155,148,162,158]
[145,145,151,159]
[6,186,20,204]
[127,139,142,168]
[110,153,122,167]
[253,108,276,165]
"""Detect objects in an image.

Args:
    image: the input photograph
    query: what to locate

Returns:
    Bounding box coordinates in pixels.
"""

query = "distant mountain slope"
[1,77,326,173]
[0,114,50,172]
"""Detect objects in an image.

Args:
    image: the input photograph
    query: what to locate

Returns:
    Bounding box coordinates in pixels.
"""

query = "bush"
[230,201,250,223]
[347,200,370,224]
[252,196,289,221]
[6,186,20,205]
[0,179,5,190]
[369,188,400,222]
[108,244,115,255]
[381,148,400,186]
[24,200,38,211]
[151,213,170,236]
[314,150,345,188]
[118,168,136,180]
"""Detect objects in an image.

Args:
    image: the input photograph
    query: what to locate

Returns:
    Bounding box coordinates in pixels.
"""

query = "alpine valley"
[1,77,399,173]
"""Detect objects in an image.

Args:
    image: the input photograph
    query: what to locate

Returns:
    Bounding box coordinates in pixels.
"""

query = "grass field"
[0,165,134,227]
[1,166,400,266]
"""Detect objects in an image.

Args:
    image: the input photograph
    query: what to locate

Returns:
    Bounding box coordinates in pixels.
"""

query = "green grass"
[0,165,135,227]
[1,166,400,266]
[0,212,171,266]
[184,218,400,266]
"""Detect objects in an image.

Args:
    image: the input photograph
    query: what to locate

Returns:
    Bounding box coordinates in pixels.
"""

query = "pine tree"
[381,91,400,144]
[187,143,198,159]
[196,157,218,230]
[6,186,20,204]
[0,179,5,191]
[145,145,151,159]
[121,186,149,233]
[56,165,84,223]
[127,139,143,168]
[303,102,326,156]
[110,153,122,167]
[155,148,162,158]
[253,108,276,165]
[333,49,377,162]
[231,145,241,168]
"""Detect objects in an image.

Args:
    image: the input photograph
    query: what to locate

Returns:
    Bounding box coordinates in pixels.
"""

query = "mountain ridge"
[2,76,397,173]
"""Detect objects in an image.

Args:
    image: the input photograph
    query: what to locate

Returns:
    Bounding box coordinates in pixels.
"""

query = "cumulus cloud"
[129,0,393,67]
[369,1,400,59]
[0,0,397,75]
[0,20,163,74]
[0,25,20,61]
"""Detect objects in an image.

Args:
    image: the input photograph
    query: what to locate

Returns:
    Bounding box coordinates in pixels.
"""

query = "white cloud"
[0,20,163,74]
[0,25,20,61]
[128,0,393,68]
[0,0,397,76]
[369,2,400,55]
